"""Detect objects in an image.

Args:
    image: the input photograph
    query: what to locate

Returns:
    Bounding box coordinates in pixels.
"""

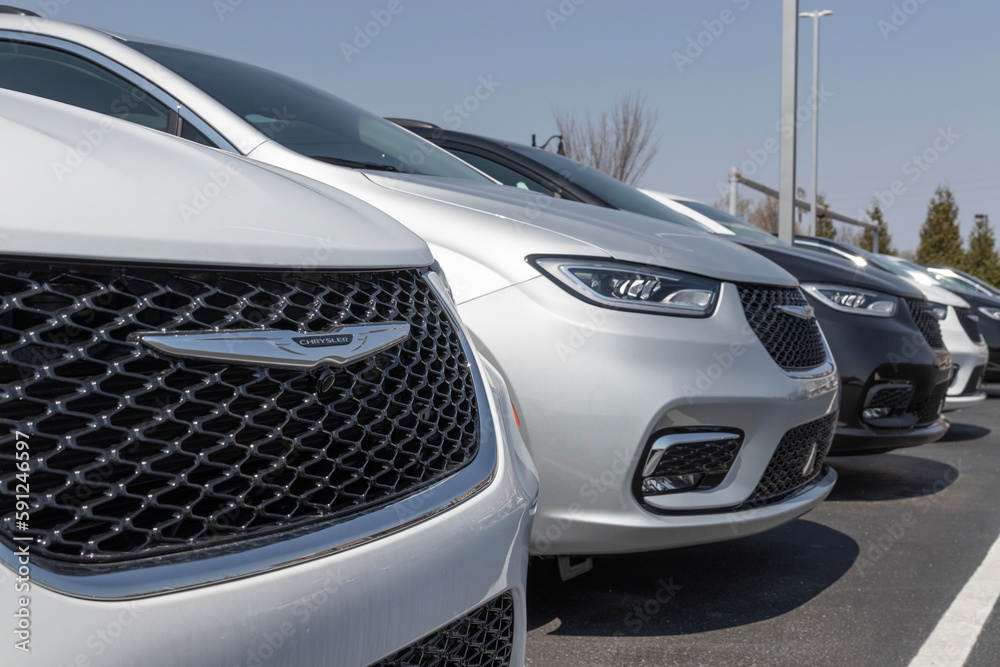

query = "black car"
[395,121,954,454]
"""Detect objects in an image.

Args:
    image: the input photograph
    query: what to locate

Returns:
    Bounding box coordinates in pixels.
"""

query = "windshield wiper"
[309,156,399,172]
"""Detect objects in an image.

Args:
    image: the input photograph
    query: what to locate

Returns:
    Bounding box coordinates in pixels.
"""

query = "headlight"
[927,303,948,321]
[979,306,1000,321]
[529,257,720,317]
[802,283,897,317]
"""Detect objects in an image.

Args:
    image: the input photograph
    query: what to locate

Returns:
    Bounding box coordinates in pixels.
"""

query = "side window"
[0,40,170,131]
[448,148,556,196]
[180,120,214,146]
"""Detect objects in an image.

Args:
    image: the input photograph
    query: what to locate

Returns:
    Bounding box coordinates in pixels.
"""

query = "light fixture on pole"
[799,9,833,237]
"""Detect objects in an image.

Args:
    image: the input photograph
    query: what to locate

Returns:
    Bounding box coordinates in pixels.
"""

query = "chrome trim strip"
[0,271,498,600]
[0,30,238,152]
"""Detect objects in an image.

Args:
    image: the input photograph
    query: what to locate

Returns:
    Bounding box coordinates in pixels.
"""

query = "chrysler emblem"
[776,304,815,320]
[135,323,410,370]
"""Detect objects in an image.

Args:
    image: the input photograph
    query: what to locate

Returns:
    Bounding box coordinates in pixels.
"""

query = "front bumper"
[942,307,989,410]
[0,360,538,667]
[459,278,840,556]
[806,296,953,455]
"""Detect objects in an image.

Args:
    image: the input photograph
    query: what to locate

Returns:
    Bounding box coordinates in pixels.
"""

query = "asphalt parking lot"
[525,393,1000,666]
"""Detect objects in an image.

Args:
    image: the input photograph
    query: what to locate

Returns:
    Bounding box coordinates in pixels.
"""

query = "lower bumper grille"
[910,383,948,425]
[746,412,837,506]
[371,592,515,667]
[963,365,987,395]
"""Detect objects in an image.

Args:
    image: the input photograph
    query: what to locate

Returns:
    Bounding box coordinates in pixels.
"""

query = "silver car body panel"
[0,18,841,558]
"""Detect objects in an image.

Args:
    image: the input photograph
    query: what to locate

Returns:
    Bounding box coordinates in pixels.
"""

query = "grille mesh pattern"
[906,300,946,348]
[866,385,914,410]
[746,412,836,506]
[910,383,948,425]
[737,284,827,371]
[650,440,740,476]
[956,307,984,343]
[964,365,987,395]
[0,262,479,565]
[371,592,515,667]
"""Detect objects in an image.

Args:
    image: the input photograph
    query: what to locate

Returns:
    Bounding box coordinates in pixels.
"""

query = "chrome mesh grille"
[0,261,479,565]
[906,299,946,348]
[746,412,836,506]
[956,307,984,343]
[371,592,515,667]
[737,284,827,371]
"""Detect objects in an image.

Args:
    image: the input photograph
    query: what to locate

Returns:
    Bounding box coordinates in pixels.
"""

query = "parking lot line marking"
[909,532,1000,667]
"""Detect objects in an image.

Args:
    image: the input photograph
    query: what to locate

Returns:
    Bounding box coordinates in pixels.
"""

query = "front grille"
[0,261,479,565]
[371,592,515,667]
[909,383,948,425]
[906,299,946,348]
[964,365,987,395]
[737,284,827,371]
[956,307,984,343]
[746,412,836,506]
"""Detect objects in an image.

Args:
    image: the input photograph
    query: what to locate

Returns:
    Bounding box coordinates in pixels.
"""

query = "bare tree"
[554,92,660,186]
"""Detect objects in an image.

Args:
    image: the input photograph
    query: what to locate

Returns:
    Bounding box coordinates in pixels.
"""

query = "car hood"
[359,172,797,287]
[741,242,924,299]
[0,90,432,269]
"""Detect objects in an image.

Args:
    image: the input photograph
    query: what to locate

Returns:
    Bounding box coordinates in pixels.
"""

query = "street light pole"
[800,9,833,237]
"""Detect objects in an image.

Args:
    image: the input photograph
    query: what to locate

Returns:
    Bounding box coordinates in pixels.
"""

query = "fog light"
[863,407,892,420]
[638,431,743,497]
[641,474,704,495]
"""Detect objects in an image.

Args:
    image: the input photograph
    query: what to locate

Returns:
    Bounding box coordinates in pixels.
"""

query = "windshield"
[504,144,705,231]
[924,267,991,295]
[132,42,488,180]
[676,200,786,245]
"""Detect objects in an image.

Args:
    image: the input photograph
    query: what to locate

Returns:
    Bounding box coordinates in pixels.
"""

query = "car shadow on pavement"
[526,519,856,637]
[825,454,959,502]
[937,420,991,442]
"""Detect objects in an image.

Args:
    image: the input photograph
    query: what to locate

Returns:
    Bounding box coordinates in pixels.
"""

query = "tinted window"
[504,144,704,230]
[0,41,170,130]
[679,200,786,245]
[449,148,555,195]
[134,42,488,181]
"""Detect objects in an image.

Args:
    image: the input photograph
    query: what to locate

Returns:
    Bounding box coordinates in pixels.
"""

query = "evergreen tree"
[965,214,1000,287]
[915,186,964,266]
[813,193,836,239]
[859,201,896,255]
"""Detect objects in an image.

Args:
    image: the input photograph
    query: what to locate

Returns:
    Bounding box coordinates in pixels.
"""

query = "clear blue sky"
[48,0,1000,253]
